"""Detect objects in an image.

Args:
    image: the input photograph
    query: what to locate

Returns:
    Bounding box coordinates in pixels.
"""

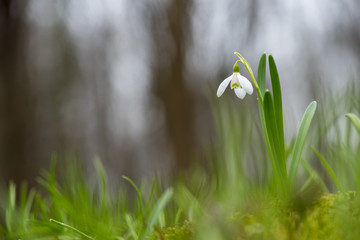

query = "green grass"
[1,54,360,239]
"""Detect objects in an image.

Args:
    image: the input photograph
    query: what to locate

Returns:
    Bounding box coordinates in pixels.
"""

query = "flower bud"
[232,62,240,73]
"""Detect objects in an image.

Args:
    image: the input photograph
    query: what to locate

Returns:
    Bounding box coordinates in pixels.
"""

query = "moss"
[150,221,194,240]
[233,192,359,240]
[149,192,360,240]
[295,191,358,240]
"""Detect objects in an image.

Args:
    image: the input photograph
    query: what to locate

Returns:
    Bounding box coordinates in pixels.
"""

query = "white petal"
[216,75,232,97]
[237,73,253,95]
[230,73,239,89]
[234,88,246,99]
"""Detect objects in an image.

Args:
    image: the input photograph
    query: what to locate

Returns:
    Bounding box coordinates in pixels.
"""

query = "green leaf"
[263,91,279,175]
[125,214,138,239]
[258,97,275,190]
[345,113,360,134]
[6,182,16,236]
[312,147,344,192]
[264,91,288,195]
[258,99,274,167]
[50,219,95,240]
[257,54,278,192]
[122,176,144,223]
[94,157,108,207]
[140,188,173,240]
[257,53,267,96]
[269,55,285,162]
[300,159,329,192]
[289,101,317,189]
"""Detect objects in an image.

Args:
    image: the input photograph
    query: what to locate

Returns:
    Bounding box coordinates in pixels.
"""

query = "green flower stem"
[234,52,263,105]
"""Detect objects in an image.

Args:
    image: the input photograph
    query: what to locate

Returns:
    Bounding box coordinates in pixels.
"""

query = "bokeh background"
[1,0,359,187]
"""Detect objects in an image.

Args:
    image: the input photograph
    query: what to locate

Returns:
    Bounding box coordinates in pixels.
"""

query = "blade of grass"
[94,157,108,201]
[143,179,158,214]
[174,208,183,225]
[20,183,36,229]
[298,175,313,194]
[176,184,203,222]
[122,176,144,223]
[49,219,95,240]
[345,113,360,134]
[94,158,109,218]
[140,188,173,240]
[289,101,317,189]
[301,159,329,192]
[312,147,344,192]
[5,182,16,237]
[125,214,138,239]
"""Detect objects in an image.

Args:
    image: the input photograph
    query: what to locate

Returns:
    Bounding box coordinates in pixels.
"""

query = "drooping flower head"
[217,62,253,99]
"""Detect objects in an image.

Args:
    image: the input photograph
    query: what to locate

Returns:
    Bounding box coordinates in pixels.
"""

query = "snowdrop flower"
[217,63,253,99]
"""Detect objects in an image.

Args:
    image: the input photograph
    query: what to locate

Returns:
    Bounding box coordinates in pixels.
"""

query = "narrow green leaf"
[256,54,278,192]
[285,139,295,162]
[312,147,344,192]
[122,176,143,223]
[176,184,202,221]
[143,179,158,214]
[174,208,183,225]
[50,219,95,240]
[289,101,317,188]
[21,184,36,224]
[263,91,279,176]
[269,55,285,162]
[345,113,360,134]
[8,182,16,213]
[298,175,313,194]
[125,214,138,239]
[141,188,173,240]
[264,91,288,195]
[301,159,329,192]
[6,182,16,236]
[94,157,108,207]
[257,53,267,96]
[258,98,275,188]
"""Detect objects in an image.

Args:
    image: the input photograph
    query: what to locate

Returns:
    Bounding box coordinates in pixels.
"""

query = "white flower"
[217,70,253,99]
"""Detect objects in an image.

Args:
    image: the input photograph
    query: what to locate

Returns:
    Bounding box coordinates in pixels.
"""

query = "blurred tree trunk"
[150,0,195,172]
[0,0,33,185]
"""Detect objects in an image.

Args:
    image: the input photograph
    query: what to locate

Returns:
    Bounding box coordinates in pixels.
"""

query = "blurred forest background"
[0,0,359,187]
